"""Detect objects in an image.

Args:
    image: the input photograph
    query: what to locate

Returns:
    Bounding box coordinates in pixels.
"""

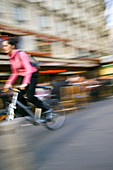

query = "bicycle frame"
[0,86,66,130]
[3,88,35,121]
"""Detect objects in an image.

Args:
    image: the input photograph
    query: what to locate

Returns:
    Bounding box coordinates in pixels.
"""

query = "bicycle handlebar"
[0,87,20,94]
[9,87,20,92]
[0,85,53,95]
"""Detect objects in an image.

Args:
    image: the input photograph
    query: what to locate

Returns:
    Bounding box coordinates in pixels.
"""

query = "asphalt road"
[1,97,113,170]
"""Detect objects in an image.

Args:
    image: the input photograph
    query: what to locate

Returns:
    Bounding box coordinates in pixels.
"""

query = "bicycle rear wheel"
[45,104,66,130]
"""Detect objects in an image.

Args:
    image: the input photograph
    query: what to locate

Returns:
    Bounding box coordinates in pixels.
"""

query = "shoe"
[33,118,41,125]
[42,109,53,119]
[26,116,41,125]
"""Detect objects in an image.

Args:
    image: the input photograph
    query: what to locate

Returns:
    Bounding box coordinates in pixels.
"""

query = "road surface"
[1,97,113,170]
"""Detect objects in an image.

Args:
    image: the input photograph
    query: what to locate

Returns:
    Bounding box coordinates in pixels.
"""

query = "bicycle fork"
[6,92,19,121]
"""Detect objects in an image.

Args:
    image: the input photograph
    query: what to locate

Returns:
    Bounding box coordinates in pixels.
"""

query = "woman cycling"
[2,38,52,120]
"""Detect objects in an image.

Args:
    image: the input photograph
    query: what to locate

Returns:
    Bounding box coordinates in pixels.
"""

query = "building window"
[37,15,50,31]
[54,21,67,34]
[50,0,64,10]
[12,6,26,24]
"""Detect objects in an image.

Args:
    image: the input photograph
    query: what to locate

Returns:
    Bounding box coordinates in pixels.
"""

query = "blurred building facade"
[0,0,111,82]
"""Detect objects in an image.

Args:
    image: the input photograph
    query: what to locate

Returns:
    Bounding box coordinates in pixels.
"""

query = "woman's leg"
[26,72,50,112]
[18,76,28,106]
[18,89,28,106]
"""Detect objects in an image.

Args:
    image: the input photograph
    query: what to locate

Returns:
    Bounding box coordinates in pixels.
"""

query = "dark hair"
[3,37,18,47]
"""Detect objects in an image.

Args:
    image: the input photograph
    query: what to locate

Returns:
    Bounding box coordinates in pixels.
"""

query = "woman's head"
[2,38,18,54]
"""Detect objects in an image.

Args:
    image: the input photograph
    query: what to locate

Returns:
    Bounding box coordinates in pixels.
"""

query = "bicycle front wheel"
[45,104,66,130]
[0,109,8,122]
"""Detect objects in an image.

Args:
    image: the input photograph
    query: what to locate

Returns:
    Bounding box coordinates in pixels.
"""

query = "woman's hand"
[19,84,28,90]
[4,83,12,89]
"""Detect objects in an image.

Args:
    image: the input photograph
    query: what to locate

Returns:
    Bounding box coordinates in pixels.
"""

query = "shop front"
[0,26,100,85]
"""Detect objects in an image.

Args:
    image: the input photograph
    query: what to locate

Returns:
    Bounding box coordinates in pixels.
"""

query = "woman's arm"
[6,63,18,85]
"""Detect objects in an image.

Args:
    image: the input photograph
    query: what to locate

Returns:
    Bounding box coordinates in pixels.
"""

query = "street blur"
[25,74,113,110]
[1,74,113,110]
[0,94,113,170]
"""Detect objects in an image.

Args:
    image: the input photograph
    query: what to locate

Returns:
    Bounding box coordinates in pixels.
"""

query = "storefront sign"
[100,64,113,75]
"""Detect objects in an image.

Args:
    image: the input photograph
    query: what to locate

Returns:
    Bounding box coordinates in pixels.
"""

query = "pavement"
[0,97,113,170]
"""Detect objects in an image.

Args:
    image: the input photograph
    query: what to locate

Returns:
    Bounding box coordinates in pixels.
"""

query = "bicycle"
[0,86,66,130]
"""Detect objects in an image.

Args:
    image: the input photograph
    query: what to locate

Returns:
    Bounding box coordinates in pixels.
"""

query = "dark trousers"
[18,72,50,113]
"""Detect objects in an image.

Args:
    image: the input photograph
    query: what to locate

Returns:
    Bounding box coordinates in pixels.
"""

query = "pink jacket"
[6,49,37,85]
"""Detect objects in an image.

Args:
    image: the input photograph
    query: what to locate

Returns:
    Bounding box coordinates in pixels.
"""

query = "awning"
[0,53,99,67]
